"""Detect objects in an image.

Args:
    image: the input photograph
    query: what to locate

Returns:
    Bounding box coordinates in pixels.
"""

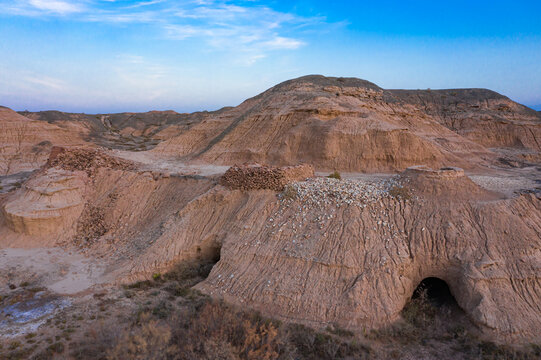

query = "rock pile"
[219,163,314,191]
[281,177,402,209]
[47,146,135,175]
[74,204,107,246]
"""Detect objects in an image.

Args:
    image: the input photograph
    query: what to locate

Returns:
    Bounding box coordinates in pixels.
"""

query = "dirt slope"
[15,76,540,172]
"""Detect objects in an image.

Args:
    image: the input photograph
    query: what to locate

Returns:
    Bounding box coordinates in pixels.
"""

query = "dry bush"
[327,170,341,180]
[70,320,123,360]
[68,259,541,360]
[281,184,298,200]
[171,301,281,360]
[107,313,175,360]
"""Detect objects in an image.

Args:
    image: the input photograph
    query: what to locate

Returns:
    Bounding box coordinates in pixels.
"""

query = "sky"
[0,0,540,113]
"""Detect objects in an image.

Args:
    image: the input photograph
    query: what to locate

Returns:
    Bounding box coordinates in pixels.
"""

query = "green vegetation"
[327,170,342,180]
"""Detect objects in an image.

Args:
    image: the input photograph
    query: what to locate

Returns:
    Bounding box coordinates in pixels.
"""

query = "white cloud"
[28,0,83,13]
[1,0,326,64]
[158,2,317,63]
[0,0,85,16]
[263,36,304,50]
[123,0,166,9]
[165,24,202,40]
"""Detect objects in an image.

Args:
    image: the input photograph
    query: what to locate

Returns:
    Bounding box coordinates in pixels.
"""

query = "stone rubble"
[279,176,404,209]
[47,146,135,176]
[219,163,314,191]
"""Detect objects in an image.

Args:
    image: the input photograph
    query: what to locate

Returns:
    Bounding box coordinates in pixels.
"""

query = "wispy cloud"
[2,0,85,15]
[0,0,326,65]
[28,0,83,14]
[23,75,67,90]
[124,0,166,9]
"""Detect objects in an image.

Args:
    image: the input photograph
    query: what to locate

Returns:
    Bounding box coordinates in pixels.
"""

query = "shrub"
[282,184,297,200]
[388,185,411,200]
[327,171,341,180]
[47,342,65,354]
[8,341,21,350]
[401,288,437,328]
[107,314,173,360]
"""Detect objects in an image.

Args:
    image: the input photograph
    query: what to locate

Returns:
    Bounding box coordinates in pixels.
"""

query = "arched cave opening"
[401,277,464,328]
[195,242,222,278]
[412,277,457,308]
[161,243,222,295]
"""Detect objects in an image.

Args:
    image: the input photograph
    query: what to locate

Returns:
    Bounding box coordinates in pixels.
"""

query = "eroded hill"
[1,76,541,359]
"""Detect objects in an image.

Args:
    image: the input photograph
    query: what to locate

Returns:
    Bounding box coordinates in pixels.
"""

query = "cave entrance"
[411,277,457,308]
[195,242,221,278]
[401,277,474,336]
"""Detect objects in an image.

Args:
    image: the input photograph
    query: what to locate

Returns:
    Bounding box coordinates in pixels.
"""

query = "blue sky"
[0,0,540,113]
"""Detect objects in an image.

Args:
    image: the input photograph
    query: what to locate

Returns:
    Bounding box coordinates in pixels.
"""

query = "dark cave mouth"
[195,242,222,279]
[411,277,458,308]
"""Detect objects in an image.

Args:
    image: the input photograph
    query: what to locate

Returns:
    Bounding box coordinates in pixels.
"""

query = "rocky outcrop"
[2,168,86,235]
[1,76,540,345]
[219,163,314,191]
[13,76,540,172]
[388,89,541,152]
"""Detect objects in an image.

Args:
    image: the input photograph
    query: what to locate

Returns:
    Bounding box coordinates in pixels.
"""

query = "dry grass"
[66,260,370,360]
[7,265,538,360]
[367,289,541,359]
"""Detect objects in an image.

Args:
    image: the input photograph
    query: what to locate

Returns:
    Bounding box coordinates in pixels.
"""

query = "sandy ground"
[0,248,111,338]
[469,166,541,198]
[0,248,109,295]
[111,149,230,176]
